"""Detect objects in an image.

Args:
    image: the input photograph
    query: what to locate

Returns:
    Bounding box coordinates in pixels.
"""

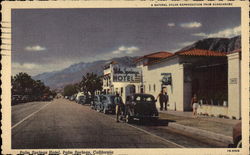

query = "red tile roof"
[134,51,173,62]
[146,49,228,66]
[175,49,227,57]
[146,51,173,58]
[136,49,230,66]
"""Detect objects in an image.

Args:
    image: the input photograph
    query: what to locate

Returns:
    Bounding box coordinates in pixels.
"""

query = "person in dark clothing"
[114,92,123,122]
[157,87,169,110]
[125,96,135,116]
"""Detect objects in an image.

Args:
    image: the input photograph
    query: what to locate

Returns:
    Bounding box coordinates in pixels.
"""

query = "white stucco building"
[135,49,242,119]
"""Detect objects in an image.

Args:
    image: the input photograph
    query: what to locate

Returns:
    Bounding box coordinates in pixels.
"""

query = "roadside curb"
[168,122,233,144]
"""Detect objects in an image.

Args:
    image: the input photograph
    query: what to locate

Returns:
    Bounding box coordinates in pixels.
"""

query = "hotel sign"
[113,67,141,83]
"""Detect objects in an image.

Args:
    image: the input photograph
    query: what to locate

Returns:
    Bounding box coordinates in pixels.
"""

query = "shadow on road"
[131,119,176,127]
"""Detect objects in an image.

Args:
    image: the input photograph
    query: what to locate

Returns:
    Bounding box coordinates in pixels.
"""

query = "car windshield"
[79,96,85,99]
[135,95,154,103]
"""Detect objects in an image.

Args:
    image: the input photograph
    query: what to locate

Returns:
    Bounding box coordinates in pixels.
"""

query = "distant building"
[135,49,241,119]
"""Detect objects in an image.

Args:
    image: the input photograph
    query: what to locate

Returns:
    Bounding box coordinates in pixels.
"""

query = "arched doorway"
[125,84,136,97]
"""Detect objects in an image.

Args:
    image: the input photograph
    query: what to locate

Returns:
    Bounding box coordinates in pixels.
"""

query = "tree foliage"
[11,72,55,97]
[80,72,102,97]
[63,84,78,97]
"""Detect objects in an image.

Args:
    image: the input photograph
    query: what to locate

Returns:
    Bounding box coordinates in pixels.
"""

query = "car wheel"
[96,107,100,112]
[236,139,242,148]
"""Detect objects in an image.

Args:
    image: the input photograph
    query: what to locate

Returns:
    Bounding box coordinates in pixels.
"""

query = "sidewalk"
[158,109,241,144]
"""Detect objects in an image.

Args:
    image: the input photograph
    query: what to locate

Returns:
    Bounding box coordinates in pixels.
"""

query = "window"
[94,96,98,102]
[102,96,107,102]
[145,96,154,102]
[149,84,151,92]
[153,84,156,92]
[140,85,144,93]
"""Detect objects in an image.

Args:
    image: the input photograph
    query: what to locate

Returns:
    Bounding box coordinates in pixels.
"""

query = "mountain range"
[178,36,240,52]
[33,36,241,89]
[33,56,137,89]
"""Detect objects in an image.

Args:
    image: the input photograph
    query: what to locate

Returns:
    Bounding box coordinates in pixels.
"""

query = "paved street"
[12,98,228,149]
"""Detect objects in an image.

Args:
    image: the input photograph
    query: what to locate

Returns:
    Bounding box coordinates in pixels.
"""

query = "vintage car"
[21,95,31,103]
[93,95,103,111]
[12,95,22,105]
[69,95,76,101]
[123,93,159,123]
[85,95,93,105]
[78,95,86,104]
[101,94,116,114]
[233,122,242,148]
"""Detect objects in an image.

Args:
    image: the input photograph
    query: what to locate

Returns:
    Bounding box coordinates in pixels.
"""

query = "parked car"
[93,95,103,112]
[78,95,87,104]
[21,95,31,103]
[75,92,84,103]
[85,95,93,105]
[102,95,116,114]
[49,95,54,101]
[90,99,95,109]
[35,96,42,101]
[69,95,76,101]
[233,122,242,148]
[12,95,22,105]
[122,93,159,123]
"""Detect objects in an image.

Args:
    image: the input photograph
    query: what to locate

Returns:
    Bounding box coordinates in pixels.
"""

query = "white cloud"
[167,23,175,27]
[167,47,180,52]
[126,46,139,54]
[180,22,202,28]
[12,60,75,76]
[179,41,196,47]
[25,45,46,51]
[86,45,140,63]
[112,46,139,54]
[12,45,140,76]
[12,63,40,70]
[112,50,121,54]
[192,25,241,38]
[192,32,207,37]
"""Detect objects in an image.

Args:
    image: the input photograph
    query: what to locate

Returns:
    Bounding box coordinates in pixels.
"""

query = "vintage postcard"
[1,0,249,155]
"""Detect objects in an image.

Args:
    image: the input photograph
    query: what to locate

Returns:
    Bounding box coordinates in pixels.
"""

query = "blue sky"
[12,8,240,76]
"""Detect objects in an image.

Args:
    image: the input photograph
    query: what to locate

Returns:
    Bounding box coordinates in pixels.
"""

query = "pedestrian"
[125,96,131,115]
[114,92,123,122]
[157,87,169,110]
[125,96,135,116]
[191,94,199,118]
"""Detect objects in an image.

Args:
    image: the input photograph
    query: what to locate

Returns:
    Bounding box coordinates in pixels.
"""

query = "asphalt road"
[12,98,228,149]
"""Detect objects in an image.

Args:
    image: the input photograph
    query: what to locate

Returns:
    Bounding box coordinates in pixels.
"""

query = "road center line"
[103,114,185,148]
[12,102,51,130]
